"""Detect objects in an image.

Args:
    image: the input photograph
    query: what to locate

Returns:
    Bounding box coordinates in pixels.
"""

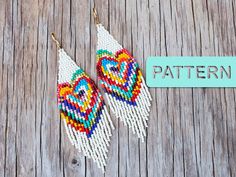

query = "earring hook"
[51,32,62,49]
[93,7,100,24]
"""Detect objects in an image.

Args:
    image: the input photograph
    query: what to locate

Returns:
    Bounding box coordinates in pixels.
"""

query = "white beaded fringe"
[105,80,151,142]
[63,107,114,172]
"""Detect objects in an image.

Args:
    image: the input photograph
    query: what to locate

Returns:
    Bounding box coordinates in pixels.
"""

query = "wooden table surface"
[1,0,236,177]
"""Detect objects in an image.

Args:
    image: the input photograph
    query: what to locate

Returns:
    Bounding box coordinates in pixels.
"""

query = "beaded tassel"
[96,24,152,142]
[57,48,114,172]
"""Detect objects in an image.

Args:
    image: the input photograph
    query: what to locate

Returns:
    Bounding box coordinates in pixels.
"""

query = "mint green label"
[146,57,236,87]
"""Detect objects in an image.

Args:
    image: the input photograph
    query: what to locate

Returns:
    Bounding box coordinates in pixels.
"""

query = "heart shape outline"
[58,70,105,138]
[96,49,143,105]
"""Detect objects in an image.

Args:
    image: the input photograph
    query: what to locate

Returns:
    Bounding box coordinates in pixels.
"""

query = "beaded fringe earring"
[93,9,152,142]
[51,33,114,172]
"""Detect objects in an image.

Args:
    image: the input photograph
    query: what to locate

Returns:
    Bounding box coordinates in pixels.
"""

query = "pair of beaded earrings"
[52,8,152,172]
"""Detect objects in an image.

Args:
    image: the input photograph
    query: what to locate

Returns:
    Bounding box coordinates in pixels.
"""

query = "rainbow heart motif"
[58,69,105,138]
[96,49,143,106]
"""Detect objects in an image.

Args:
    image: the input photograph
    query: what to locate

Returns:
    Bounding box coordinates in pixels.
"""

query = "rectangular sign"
[146,57,236,87]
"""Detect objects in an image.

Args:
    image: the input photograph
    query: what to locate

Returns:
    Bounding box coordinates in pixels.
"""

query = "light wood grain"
[0,0,236,176]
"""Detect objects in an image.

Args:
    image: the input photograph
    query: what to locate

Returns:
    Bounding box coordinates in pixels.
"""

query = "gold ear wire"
[51,32,62,49]
[93,7,100,24]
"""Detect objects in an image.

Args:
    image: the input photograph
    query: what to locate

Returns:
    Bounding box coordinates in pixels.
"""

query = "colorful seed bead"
[58,69,105,138]
[96,49,143,106]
